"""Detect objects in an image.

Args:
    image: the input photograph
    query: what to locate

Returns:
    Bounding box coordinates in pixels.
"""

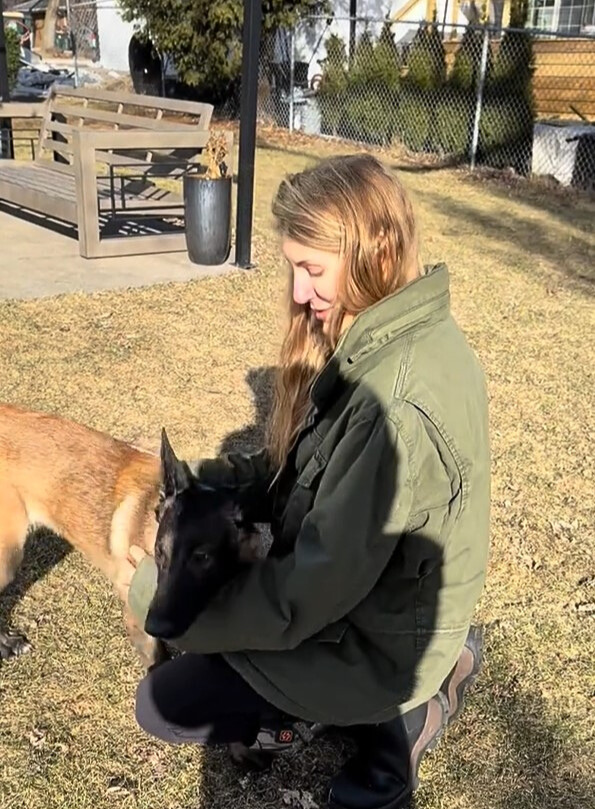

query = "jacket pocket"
[279,449,328,547]
[311,619,349,644]
[296,449,327,489]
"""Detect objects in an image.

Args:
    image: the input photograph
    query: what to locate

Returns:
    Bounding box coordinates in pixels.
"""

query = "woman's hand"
[120,545,150,597]
[128,545,149,568]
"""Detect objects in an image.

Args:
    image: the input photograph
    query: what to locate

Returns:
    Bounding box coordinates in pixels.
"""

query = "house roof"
[12,0,68,12]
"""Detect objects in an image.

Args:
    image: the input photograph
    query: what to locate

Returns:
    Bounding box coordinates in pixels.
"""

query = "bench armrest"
[0,102,47,119]
[71,127,211,153]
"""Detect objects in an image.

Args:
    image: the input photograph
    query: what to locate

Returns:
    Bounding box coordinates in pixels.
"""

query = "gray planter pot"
[183,174,232,265]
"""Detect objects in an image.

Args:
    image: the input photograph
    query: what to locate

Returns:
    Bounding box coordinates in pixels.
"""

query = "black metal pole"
[0,0,15,160]
[234,0,262,270]
[349,0,357,66]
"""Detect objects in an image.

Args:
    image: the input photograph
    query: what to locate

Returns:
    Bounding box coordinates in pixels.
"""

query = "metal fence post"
[289,26,295,133]
[65,0,80,88]
[470,25,490,170]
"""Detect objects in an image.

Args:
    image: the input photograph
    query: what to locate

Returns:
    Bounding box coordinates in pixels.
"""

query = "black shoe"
[251,721,304,753]
[327,692,448,809]
[228,719,315,772]
[440,625,484,725]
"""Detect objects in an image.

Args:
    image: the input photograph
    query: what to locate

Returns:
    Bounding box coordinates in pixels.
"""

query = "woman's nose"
[293,271,314,305]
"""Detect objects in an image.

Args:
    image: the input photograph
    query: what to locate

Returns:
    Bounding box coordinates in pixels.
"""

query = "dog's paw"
[0,630,32,660]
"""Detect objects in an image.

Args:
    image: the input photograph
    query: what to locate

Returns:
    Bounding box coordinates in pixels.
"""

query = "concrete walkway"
[0,206,238,301]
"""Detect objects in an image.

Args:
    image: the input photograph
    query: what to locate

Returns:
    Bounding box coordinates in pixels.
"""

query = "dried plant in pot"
[184,131,232,266]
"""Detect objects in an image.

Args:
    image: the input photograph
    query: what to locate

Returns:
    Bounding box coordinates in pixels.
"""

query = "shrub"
[406,23,446,91]
[450,26,492,92]
[482,0,535,173]
[397,88,430,152]
[341,26,401,145]
[316,34,348,136]
[5,26,21,93]
[479,95,534,171]
[435,90,474,156]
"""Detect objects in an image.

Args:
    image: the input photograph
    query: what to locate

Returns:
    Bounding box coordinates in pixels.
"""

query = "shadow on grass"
[413,186,594,293]
[254,135,593,292]
[441,630,594,809]
[455,169,595,242]
[0,528,71,663]
[219,366,275,456]
[194,623,594,809]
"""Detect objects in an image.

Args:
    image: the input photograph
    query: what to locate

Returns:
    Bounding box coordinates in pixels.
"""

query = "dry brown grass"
[0,130,594,809]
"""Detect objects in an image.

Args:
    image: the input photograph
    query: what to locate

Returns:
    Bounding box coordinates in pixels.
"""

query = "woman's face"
[282,238,343,330]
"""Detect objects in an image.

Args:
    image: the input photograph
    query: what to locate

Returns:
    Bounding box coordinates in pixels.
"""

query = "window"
[558,0,594,32]
[529,0,558,29]
[527,0,595,31]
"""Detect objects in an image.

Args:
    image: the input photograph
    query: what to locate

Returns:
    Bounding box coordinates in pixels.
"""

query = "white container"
[532,120,595,188]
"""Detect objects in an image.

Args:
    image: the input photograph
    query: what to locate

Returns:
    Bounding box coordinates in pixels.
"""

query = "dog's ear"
[160,428,192,497]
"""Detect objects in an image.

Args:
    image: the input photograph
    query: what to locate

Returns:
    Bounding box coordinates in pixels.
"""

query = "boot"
[439,625,484,725]
[327,692,448,809]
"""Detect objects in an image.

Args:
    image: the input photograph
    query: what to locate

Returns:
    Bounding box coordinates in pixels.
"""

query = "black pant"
[135,652,291,746]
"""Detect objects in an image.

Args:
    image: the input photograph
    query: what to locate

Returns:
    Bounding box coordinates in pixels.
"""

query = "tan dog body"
[0,402,163,666]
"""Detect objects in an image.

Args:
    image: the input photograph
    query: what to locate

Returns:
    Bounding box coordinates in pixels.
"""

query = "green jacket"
[129,263,491,725]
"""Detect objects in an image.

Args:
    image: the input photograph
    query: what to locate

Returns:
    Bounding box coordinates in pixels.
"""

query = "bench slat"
[40,139,73,159]
[45,120,74,136]
[51,86,213,123]
[0,163,77,221]
[50,103,207,134]
[0,161,182,212]
[40,138,200,171]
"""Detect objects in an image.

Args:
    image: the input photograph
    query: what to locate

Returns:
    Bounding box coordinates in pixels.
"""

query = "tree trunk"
[42,0,60,56]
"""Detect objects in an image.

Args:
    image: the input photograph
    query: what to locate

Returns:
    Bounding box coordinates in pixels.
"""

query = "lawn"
[0,129,593,809]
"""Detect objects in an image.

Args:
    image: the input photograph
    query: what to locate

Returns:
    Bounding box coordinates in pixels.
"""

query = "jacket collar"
[310,263,450,406]
[338,263,450,363]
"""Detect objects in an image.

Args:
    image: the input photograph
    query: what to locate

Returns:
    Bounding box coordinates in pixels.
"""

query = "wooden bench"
[0,87,231,258]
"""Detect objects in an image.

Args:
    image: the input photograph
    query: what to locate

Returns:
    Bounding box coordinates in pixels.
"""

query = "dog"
[0,401,164,666]
[0,402,260,670]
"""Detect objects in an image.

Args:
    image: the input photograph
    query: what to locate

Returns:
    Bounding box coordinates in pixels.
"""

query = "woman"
[126,153,491,809]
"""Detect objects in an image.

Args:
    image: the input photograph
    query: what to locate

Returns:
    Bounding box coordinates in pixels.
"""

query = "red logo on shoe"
[277,729,294,744]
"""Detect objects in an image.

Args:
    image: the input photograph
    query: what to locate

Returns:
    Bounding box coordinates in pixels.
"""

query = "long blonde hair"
[266,153,421,471]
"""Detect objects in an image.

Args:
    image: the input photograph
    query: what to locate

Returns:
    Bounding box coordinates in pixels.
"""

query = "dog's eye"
[193,549,211,563]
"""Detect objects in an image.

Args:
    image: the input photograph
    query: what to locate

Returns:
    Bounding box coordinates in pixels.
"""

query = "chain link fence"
[60,4,594,189]
[67,0,101,80]
[257,16,595,190]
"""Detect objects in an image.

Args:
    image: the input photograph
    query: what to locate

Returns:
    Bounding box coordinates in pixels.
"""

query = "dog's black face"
[144,429,249,640]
